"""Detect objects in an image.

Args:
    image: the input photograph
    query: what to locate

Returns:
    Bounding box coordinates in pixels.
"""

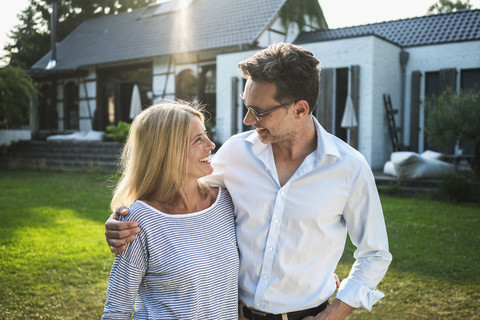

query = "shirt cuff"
[335,278,385,311]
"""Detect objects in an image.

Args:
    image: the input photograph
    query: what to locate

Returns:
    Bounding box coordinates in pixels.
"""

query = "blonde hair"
[111,100,206,211]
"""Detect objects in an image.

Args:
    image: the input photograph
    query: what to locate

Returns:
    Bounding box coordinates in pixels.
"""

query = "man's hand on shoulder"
[105,206,141,253]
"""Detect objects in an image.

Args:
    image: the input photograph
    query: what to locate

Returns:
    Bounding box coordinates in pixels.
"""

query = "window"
[425,71,440,98]
[175,69,198,101]
[64,82,79,130]
[461,68,480,92]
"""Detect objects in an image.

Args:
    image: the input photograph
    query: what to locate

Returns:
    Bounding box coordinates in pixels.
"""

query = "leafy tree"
[4,4,50,69]
[1,0,157,133]
[427,0,473,13]
[0,66,37,128]
[4,0,157,69]
[279,0,327,32]
[32,0,158,43]
[425,88,480,181]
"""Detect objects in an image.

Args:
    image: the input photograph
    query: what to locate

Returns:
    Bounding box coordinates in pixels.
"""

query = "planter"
[0,129,32,146]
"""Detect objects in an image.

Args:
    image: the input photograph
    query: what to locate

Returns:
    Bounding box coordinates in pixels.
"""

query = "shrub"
[0,66,37,128]
[425,88,480,181]
[105,121,131,142]
[436,174,475,203]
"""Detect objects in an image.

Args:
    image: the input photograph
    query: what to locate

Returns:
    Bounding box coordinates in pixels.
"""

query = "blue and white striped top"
[102,188,239,320]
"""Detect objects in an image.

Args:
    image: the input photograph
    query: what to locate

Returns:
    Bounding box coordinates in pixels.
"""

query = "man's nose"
[243,109,257,126]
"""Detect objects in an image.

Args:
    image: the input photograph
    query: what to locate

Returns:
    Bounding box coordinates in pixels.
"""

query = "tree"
[279,0,327,32]
[0,66,37,128]
[4,0,157,69]
[1,0,157,132]
[4,4,50,69]
[425,88,480,181]
[427,0,473,13]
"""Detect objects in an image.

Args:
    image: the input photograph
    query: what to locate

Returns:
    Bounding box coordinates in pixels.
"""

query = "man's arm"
[303,299,353,320]
[105,206,141,253]
[334,162,392,311]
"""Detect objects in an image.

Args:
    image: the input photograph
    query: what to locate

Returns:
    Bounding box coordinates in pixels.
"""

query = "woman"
[102,101,239,319]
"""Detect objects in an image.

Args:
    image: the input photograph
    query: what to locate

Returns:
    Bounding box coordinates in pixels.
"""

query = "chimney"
[46,1,57,70]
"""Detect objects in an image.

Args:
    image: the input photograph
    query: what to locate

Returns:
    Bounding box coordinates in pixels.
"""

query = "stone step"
[9,141,123,153]
[3,140,124,172]
[8,152,120,161]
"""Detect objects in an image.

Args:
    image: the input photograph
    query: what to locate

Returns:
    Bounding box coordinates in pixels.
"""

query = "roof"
[296,9,480,48]
[31,0,287,70]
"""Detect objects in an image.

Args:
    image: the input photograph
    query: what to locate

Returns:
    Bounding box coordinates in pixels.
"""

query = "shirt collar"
[312,116,341,161]
[244,116,341,161]
[245,130,269,156]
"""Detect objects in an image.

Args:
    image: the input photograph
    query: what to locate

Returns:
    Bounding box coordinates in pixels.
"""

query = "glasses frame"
[241,95,297,122]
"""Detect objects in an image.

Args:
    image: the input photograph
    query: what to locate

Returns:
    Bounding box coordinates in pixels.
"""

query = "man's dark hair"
[238,42,321,114]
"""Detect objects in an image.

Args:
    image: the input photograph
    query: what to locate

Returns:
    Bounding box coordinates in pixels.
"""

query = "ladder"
[161,55,175,99]
[383,94,406,152]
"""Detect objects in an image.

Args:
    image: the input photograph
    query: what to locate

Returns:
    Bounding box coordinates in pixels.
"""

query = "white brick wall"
[303,36,402,169]
[78,69,97,131]
[216,49,259,143]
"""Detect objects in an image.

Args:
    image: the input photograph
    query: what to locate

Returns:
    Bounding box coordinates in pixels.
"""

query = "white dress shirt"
[204,117,392,314]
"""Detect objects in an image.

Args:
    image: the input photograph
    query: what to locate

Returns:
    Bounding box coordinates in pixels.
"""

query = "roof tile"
[32,0,287,70]
[296,9,480,47]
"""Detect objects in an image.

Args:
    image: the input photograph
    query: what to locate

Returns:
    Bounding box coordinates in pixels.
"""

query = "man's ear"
[294,100,310,118]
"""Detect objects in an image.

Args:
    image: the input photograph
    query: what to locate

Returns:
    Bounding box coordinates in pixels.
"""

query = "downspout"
[399,50,409,146]
[46,1,57,70]
[48,1,57,132]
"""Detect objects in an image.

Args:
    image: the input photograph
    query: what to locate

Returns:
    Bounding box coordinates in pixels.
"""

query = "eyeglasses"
[241,95,296,122]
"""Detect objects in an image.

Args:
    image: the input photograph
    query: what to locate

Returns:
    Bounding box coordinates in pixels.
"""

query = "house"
[28,0,322,139]
[295,9,480,168]
[29,2,480,170]
[217,9,480,169]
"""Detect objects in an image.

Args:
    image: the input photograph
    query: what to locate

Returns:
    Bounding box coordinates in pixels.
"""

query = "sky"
[1,0,480,66]
[320,0,480,28]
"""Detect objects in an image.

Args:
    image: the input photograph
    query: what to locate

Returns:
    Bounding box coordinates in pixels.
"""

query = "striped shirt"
[102,188,239,320]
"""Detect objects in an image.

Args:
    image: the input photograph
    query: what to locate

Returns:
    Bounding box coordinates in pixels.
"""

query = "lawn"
[338,195,480,319]
[1,169,479,319]
[0,169,115,319]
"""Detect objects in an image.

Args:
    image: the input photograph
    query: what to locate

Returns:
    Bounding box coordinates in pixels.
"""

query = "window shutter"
[350,65,360,150]
[231,77,239,135]
[316,68,334,132]
[409,71,422,152]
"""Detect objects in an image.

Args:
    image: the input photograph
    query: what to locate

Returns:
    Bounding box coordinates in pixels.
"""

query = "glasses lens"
[248,107,261,122]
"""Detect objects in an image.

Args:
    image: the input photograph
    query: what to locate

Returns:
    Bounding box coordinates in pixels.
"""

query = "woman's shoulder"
[214,187,233,207]
[120,201,155,222]
[218,187,230,197]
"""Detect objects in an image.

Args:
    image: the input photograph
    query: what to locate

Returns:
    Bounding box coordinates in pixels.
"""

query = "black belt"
[242,300,329,320]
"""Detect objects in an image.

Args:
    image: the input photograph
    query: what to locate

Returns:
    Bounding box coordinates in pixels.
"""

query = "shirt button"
[263,274,268,279]
[267,247,273,252]
[281,191,285,196]
[274,218,279,224]
[256,302,261,307]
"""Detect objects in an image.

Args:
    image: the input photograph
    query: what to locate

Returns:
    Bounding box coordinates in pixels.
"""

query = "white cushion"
[390,151,454,179]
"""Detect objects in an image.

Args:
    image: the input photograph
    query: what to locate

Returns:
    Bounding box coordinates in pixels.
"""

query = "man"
[105,42,392,320]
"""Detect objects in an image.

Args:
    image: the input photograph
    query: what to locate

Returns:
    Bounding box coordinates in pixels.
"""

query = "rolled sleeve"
[337,161,392,310]
[336,277,385,311]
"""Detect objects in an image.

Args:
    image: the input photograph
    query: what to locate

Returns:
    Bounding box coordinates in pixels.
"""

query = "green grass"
[0,169,115,319]
[1,169,479,319]
[337,196,480,319]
